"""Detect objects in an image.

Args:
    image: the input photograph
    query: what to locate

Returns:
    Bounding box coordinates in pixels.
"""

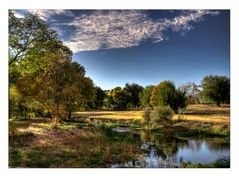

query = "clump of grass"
[178,108,186,121]
[181,158,230,168]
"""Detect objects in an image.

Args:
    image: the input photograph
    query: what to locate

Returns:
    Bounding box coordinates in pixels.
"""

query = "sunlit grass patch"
[172,114,229,123]
[75,104,230,123]
[75,110,143,120]
[9,120,141,168]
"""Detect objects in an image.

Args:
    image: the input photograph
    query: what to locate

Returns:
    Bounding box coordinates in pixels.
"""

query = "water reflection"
[110,128,230,168]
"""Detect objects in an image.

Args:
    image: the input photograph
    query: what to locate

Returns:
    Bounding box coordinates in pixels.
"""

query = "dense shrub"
[150,106,174,127]
[142,106,174,128]
[142,106,152,128]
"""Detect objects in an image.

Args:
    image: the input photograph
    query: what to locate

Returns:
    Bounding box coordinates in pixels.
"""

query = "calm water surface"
[109,127,230,168]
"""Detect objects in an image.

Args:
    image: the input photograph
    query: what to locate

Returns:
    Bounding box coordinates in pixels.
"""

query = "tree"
[179,82,201,104]
[105,87,128,110]
[139,85,154,107]
[9,10,57,66]
[9,11,96,122]
[91,87,105,109]
[150,80,187,113]
[201,75,230,106]
[123,83,143,109]
[142,106,152,129]
[61,62,96,119]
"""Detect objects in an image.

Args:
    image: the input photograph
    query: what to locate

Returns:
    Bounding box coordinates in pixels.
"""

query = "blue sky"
[13,10,230,90]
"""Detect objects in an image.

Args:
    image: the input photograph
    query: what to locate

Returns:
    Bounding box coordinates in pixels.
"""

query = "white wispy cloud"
[63,10,219,53]
[12,10,219,53]
[12,9,74,21]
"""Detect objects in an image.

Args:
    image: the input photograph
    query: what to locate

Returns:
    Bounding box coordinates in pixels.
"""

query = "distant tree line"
[90,75,230,112]
[9,11,230,123]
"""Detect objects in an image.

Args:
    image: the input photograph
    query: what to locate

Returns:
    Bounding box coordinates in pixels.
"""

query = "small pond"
[109,127,230,168]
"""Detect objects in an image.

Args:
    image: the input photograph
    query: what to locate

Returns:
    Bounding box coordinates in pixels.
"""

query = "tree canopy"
[201,75,230,106]
[123,83,143,109]
[9,11,96,122]
[150,81,187,113]
[139,85,154,107]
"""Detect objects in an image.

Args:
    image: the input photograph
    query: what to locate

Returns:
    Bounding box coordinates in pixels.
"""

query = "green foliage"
[103,83,143,110]
[9,11,96,122]
[182,158,230,168]
[150,81,187,113]
[142,106,152,128]
[139,85,154,107]
[142,105,173,128]
[201,75,230,106]
[9,10,58,68]
[177,108,186,121]
[150,106,174,127]
[90,87,106,109]
[106,87,128,110]
[123,83,143,109]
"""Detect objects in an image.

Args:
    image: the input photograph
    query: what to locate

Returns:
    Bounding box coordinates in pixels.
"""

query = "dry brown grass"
[75,104,230,123]
[9,119,140,168]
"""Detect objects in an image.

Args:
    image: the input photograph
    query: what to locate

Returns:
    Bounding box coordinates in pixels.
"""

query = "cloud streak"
[13,10,219,53]
[63,10,219,53]
[13,9,74,21]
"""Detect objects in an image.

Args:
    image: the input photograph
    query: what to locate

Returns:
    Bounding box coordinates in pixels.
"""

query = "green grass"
[181,158,230,168]
[9,119,141,168]
[9,104,230,167]
[73,104,230,137]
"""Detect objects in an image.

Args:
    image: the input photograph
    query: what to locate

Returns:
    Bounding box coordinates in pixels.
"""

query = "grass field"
[75,104,230,123]
[9,120,141,167]
[9,104,230,168]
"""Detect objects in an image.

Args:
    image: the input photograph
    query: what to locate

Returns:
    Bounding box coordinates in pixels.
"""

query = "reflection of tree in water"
[138,131,189,167]
[205,139,230,152]
[109,130,230,167]
[186,140,203,152]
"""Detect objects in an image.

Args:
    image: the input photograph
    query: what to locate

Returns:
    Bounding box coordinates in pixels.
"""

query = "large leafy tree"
[201,75,230,106]
[9,11,96,121]
[91,87,105,109]
[150,81,187,113]
[123,83,143,109]
[105,87,128,110]
[57,62,95,119]
[9,10,57,67]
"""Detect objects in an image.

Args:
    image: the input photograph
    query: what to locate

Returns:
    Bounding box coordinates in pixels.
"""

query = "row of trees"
[9,11,230,122]
[90,75,230,113]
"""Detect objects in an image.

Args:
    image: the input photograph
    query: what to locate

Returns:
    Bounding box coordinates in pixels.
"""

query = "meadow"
[9,104,230,168]
[76,104,229,123]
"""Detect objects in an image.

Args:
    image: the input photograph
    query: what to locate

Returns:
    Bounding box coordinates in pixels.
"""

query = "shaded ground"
[9,121,141,168]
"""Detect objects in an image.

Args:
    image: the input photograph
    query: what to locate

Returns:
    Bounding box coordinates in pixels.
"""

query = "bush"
[150,106,174,127]
[142,106,152,128]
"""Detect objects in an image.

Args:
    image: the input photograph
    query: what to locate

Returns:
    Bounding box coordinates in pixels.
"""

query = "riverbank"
[9,117,230,168]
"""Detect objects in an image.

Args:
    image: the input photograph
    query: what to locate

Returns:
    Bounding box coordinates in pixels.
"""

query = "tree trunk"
[68,110,71,120]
